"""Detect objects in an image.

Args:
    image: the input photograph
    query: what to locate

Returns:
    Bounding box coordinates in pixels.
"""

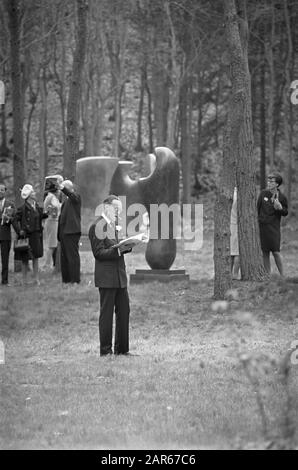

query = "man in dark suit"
[88,195,134,356]
[0,183,15,286]
[58,180,81,284]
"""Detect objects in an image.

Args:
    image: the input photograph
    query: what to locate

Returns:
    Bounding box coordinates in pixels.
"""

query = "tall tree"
[101,0,130,159]
[6,0,25,203]
[233,0,266,281]
[214,0,266,299]
[213,7,240,298]
[282,0,294,207]
[265,0,276,171]
[64,0,88,180]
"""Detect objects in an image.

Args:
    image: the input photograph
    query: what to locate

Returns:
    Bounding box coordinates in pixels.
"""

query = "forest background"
[1,0,298,450]
[1,0,297,208]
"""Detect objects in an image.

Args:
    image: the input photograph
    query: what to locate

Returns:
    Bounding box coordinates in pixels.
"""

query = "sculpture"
[75,156,118,233]
[76,147,187,279]
[110,147,180,270]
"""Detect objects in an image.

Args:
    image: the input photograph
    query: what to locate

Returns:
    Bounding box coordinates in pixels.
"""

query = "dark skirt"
[259,223,280,253]
[14,231,44,261]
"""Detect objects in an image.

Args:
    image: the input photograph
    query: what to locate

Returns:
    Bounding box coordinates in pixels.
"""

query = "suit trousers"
[0,240,11,284]
[60,233,80,283]
[98,287,130,355]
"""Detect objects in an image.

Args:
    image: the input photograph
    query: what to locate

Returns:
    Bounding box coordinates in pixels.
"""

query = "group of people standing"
[0,177,81,286]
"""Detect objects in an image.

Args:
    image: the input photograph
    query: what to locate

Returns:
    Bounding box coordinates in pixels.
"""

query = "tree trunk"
[260,33,266,190]
[180,75,191,205]
[0,102,9,158]
[235,0,266,281]
[144,68,153,153]
[81,81,92,156]
[213,83,238,299]
[93,105,104,155]
[114,84,123,159]
[6,0,25,203]
[64,0,88,180]
[196,73,203,176]
[38,68,48,191]
[282,0,294,208]
[214,0,266,298]
[151,22,169,147]
[135,65,145,152]
[265,0,276,172]
[53,19,67,156]
[25,84,39,163]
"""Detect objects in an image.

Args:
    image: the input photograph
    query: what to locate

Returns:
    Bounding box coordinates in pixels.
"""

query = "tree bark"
[38,67,48,188]
[260,32,266,190]
[214,0,266,298]
[151,21,169,146]
[135,65,145,152]
[53,15,67,157]
[234,0,266,281]
[64,0,88,180]
[282,0,294,208]
[144,67,153,153]
[0,102,9,158]
[6,0,25,203]
[265,0,276,171]
[180,74,191,205]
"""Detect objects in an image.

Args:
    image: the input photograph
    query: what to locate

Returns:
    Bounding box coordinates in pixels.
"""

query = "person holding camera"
[257,173,288,276]
[57,180,81,284]
[13,184,48,285]
[0,183,15,286]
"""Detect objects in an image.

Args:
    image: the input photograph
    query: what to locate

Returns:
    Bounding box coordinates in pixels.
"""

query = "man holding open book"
[88,195,136,356]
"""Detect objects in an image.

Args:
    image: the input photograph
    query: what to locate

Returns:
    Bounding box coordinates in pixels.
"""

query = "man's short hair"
[103,194,119,205]
[268,173,283,187]
[0,183,6,190]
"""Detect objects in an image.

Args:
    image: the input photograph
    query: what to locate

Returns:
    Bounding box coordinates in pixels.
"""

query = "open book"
[112,232,149,249]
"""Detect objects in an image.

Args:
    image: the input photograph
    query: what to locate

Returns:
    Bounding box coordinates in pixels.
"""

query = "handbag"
[14,238,30,252]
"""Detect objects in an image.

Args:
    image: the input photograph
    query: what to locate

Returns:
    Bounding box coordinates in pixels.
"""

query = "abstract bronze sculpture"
[76,147,188,280]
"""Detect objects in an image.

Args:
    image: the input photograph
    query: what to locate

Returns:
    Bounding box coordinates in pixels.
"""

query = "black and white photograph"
[0,0,298,453]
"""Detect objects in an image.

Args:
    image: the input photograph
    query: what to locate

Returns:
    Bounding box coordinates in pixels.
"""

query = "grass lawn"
[0,223,298,450]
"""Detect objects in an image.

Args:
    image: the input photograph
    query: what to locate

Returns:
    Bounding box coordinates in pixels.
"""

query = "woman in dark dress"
[13,184,48,285]
[257,173,288,276]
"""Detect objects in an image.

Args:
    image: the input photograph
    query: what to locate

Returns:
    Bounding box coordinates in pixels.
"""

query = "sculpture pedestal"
[130,269,189,283]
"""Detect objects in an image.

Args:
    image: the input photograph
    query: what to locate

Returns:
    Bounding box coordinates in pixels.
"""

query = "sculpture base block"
[130,269,189,283]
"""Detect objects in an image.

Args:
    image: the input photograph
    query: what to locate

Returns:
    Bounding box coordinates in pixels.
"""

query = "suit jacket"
[0,199,15,241]
[88,217,128,288]
[13,201,47,237]
[58,187,81,238]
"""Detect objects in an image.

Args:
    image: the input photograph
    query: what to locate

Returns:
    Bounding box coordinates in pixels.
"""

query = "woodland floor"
[0,219,298,450]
